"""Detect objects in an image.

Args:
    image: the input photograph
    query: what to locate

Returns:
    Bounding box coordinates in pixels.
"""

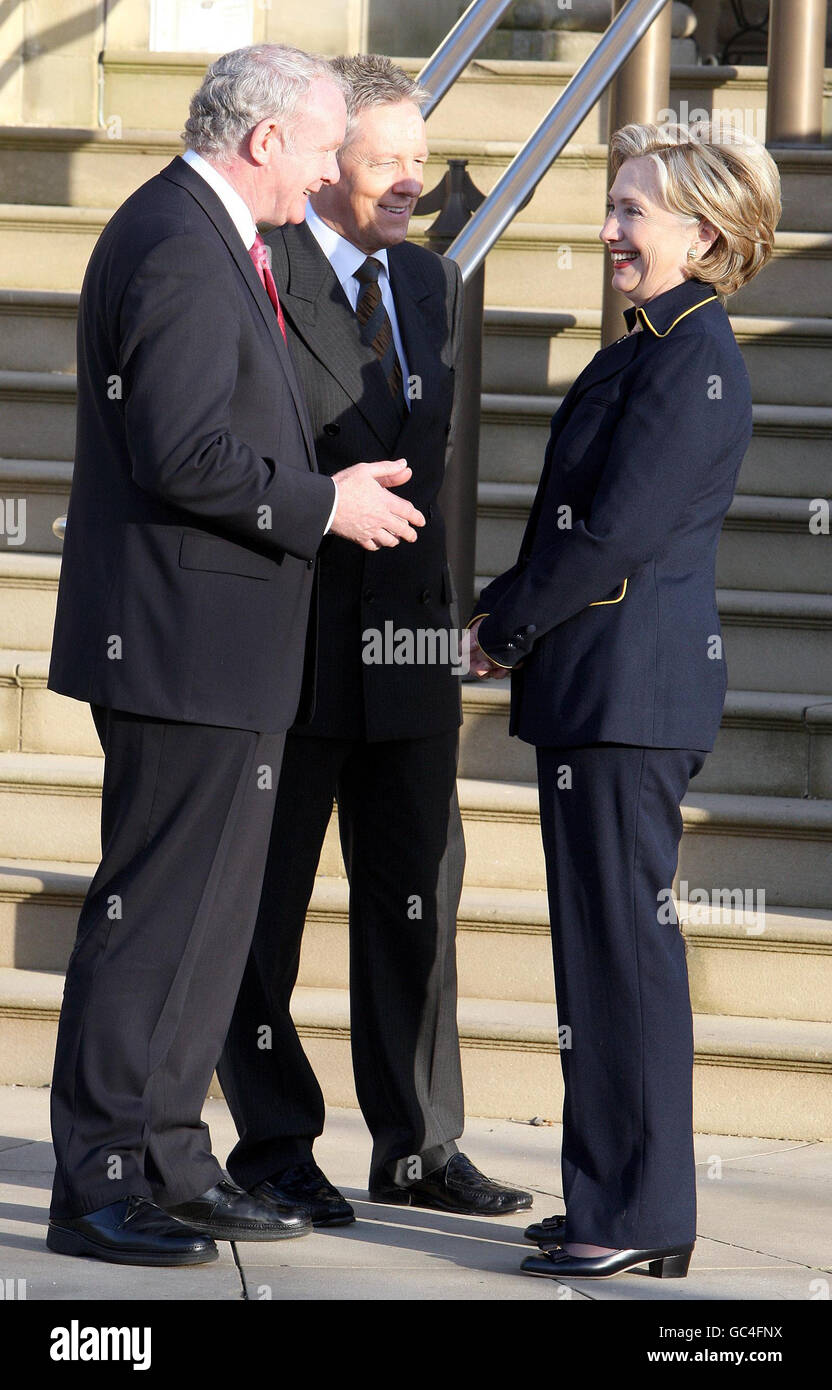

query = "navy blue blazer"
[473,278,752,751]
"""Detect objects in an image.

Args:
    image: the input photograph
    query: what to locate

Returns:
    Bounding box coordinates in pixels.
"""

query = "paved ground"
[1,1084,830,1302]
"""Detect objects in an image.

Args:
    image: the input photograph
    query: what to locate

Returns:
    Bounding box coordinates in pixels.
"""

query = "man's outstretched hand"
[329,460,425,551]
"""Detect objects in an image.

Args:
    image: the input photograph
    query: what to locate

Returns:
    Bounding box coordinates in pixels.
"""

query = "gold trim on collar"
[637,294,719,338]
[589,578,628,607]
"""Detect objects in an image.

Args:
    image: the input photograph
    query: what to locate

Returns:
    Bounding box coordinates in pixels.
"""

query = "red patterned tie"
[249,233,287,344]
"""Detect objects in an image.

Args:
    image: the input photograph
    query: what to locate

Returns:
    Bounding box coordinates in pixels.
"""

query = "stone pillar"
[600,0,673,345]
[482,0,697,63]
[106,0,151,50]
[766,0,828,145]
[0,0,26,124]
[13,0,104,127]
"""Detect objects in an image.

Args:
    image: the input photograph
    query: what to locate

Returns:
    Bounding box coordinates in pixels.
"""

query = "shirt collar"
[623,278,720,337]
[181,149,257,250]
[305,200,390,287]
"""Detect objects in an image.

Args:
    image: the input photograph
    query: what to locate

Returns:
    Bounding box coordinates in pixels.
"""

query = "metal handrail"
[446,0,672,281]
[416,0,516,118]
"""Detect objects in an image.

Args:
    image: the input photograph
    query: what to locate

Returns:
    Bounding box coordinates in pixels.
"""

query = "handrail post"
[600,0,673,346]
[417,0,516,117]
[766,0,828,146]
[416,162,486,624]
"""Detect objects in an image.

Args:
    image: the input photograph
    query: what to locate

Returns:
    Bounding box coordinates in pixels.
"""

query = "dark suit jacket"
[473,278,753,751]
[266,219,463,742]
[48,157,335,733]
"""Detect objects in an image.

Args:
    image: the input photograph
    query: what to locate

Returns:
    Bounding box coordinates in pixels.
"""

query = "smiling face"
[310,99,427,253]
[600,155,716,307]
[251,76,346,226]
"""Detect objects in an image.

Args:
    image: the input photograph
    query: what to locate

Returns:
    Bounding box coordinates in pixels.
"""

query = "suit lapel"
[160,158,317,468]
[387,246,443,425]
[273,222,408,451]
[570,328,641,401]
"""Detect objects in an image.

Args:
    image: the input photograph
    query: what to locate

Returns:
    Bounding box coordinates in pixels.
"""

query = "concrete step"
[3,304,829,430]
[479,395,832,497]
[2,755,831,906]
[0,369,75,461]
[5,858,830,1026]
[219,997,832,1140]
[0,460,70,554]
[418,59,832,147]
[459,684,832,799]
[3,126,828,233]
[0,127,177,209]
[100,52,822,142]
[324,778,832,908]
[1,963,828,1137]
[0,649,99,756]
[438,141,832,232]
[0,205,110,292]
[0,290,77,373]
[6,649,832,798]
[476,486,832,594]
[718,589,832,695]
[4,343,829,519]
[0,554,60,650]
[0,753,104,864]
[5,545,832,687]
[482,308,832,406]
[4,203,831,317]
[412,218,832,316]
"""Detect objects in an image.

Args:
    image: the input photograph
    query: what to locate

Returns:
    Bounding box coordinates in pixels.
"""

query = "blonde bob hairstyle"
[609,120,781,299]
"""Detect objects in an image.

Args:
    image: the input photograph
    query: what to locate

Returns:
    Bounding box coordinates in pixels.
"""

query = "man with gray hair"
[219,54,532,1224]
[46,44,424,1268]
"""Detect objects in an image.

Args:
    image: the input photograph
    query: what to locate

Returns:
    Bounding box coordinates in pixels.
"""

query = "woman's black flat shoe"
[523,1213,567,1244]
[521,1243,694,1280]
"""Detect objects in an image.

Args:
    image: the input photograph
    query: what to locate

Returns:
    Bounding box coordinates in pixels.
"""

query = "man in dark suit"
[218,55,531,1223]
[45,44,425,1268]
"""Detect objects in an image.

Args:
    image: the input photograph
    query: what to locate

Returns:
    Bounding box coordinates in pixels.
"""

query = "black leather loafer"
[370,1152,533,1215]
[524,1212,567,1245]
[164,1176,312,1241]
[252,1162,355,1228]
[521,1243,694,1280]
[46,1197,218,1266]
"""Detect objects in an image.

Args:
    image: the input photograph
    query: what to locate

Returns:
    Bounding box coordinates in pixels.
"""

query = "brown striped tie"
[354,257,405,412]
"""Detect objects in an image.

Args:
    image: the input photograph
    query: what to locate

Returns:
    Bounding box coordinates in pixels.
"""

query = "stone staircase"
[0,55,830,1140]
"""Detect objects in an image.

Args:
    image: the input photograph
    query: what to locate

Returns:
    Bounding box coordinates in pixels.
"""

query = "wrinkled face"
[256,77,346,225]
[311,99,427,253]
[600,156,706,306]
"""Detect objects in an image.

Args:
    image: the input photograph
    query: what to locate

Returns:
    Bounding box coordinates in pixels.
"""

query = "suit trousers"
[50,704,284,1219]
[536,744,706,1249]
[219,728,466,1189]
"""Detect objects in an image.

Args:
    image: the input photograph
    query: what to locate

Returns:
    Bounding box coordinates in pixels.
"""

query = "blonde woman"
[465,122,781,1280]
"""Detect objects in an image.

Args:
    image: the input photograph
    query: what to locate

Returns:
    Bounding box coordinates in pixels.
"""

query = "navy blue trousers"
[536,744,706,1249]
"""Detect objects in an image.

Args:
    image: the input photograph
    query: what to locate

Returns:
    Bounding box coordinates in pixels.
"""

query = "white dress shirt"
[180,149,338,533]
[304,201,411,408]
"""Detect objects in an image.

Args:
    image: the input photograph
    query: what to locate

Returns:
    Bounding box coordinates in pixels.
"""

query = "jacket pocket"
[178,532,276,580]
